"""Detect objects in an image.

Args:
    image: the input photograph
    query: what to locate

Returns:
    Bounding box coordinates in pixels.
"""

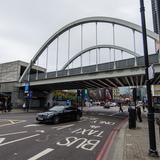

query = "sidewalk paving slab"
[107,113,160,160]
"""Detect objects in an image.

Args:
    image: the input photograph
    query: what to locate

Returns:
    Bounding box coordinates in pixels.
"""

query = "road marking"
[0,138,5,143]
[0,131,27,136]
[24,124,41,127]
[28,148,54,160]
[35,130,45,133]
[0,120,26,127]
[0,134,40,147]
[52,124,75,130]
[8,120,16,124]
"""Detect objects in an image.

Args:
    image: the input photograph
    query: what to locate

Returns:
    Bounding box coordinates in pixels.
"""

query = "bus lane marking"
[72,128,104,138]
[56,119,117,151]
[28,148,54,160]
[24,124,42,127]
[57,137,100,151]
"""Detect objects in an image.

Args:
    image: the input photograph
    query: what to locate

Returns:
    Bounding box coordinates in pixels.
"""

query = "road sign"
[24,82,29,93]
[148,64,155,80]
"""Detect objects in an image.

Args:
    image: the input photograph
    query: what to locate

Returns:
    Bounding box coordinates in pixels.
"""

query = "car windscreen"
[49,106,65,112]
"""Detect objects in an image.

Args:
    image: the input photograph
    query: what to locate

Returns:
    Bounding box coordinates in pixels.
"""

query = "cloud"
[0,0,155,66]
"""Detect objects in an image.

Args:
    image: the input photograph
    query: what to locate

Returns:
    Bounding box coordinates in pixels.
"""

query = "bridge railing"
[27,53,159,82]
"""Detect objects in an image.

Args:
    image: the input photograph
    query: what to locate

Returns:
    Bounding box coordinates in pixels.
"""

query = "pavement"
[106,112,160,160]
[83,106,160,160]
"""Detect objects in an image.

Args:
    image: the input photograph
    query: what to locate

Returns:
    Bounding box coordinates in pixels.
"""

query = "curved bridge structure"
[18,16,159,90]
[19,16,159,83]
[62,44,141,70]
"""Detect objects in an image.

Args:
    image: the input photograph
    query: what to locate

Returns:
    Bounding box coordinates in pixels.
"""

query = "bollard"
[128,107,136,129]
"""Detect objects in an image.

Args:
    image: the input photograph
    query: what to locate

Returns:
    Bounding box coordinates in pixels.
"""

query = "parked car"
[36,105,82,124]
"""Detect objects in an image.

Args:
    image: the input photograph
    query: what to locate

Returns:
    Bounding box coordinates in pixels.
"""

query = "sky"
[0,0,155,68]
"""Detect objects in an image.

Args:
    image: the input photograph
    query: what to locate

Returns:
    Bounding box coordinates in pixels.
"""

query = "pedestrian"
[136,103,142,122]
[143,97,147,112]
[118,102,123,112]
[142,102,146,112]
[4,99,7,112]
[7,101,12,112]
[22,103,26,111]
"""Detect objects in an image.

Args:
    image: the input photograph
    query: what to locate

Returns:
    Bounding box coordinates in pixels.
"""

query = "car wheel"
[53,116,60,124]
[76,114,80,121]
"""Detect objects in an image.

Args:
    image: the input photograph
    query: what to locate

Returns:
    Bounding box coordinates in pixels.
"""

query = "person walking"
[118,101,123,112]
[136,102,142,122]
[22,103,26,111]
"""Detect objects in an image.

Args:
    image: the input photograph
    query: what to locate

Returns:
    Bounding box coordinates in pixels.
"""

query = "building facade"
[151,0,160,35]
[0,61,45,108]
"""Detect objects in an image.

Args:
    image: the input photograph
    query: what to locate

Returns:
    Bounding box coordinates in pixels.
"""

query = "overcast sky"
[0,0,154,65]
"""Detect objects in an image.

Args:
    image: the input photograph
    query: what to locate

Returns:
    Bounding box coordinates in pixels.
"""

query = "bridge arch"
[62,44,141,70]
[19,16,159,82]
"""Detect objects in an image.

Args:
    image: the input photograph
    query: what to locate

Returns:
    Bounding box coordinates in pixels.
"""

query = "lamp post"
[139,0,158,156]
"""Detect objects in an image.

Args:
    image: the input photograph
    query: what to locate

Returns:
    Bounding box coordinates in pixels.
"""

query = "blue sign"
[66,100,71,106]
[24,82,29,93]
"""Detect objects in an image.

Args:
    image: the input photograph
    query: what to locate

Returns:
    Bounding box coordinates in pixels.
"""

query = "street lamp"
[139,0,158,156]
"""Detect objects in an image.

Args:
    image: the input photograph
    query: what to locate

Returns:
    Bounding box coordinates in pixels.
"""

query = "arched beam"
[62,44,141,70]
[19,16,159,82]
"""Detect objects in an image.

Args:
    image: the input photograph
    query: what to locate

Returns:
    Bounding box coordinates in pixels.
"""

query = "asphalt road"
[0,107,128,160]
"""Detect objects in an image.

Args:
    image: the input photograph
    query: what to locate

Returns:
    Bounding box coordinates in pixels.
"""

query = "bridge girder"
[19,16,159,83]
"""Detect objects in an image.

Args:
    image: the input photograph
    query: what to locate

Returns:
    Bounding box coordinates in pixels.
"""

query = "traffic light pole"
[139,0,158,156]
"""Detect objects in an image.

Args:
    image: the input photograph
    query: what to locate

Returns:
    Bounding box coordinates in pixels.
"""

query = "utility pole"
[139,0,158,156]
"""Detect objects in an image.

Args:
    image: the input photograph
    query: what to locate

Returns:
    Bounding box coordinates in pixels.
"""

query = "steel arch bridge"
[19,16,159,89]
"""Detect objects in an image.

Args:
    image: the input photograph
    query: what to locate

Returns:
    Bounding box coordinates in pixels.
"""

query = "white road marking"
[0,134,40,147]
[8,120,16,124]
[24,124,41,127]
[14,153,18,156]
[0,131,27,136]
[28,148,54,160]
[52,124,75,130]
[0,138,5,143]
[0,120,26,127]
[35,130,45,133]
